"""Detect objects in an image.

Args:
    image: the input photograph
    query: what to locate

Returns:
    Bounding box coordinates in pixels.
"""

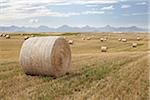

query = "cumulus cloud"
[121,5,131,8]
[101,5,114,11]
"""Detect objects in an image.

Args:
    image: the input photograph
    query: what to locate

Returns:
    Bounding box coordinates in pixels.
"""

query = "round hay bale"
[118,38,122,41]
[121,38,127,42]
[87,37,91,40]
[24,36,29,40]
[31,35,34,37]
[100,38,104,42]
[0,33,3,37]
[19,36,71,77]
[2,34,6,37]
[132,43,137,48]
[5,35,10,39]
[68,40,73,45]
[82,38,85,40]
[137,37,141,41]
[101,46,107,52]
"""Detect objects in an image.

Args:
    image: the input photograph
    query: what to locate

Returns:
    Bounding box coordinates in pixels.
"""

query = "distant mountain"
[0,25,148,32]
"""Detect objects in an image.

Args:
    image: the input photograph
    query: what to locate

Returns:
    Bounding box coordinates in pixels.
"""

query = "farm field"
[0,32,149,100]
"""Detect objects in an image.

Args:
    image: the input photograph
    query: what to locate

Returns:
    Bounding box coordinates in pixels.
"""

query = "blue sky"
[0,0,149,28]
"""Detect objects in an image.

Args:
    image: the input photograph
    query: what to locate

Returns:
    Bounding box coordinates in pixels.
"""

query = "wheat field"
[0,32,149,100]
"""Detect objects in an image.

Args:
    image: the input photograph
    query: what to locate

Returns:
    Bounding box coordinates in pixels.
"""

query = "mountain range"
[0,25,148,32]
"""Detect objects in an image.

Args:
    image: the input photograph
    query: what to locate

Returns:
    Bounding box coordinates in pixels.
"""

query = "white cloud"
[136,2,146,5]
[121,5,131,8]
[83,11,105,14]
[0,0,117,20]
[79,0,118,4]
[101,5,114,11]
[85,4,98,7]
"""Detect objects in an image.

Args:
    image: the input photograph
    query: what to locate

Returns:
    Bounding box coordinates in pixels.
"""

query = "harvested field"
[0,32,149,100]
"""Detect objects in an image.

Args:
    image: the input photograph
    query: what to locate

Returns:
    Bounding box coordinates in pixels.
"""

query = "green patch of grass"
[29,34,50,36]
[61,32,80,36]
[39,76,53,82]
[31,32,80,36]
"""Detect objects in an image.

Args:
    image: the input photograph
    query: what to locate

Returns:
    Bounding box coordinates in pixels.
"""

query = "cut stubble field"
[0,32,149,100]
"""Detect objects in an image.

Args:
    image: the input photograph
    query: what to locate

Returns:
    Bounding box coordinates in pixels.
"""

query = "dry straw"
[19,36,71,77]
[82,38,85,40]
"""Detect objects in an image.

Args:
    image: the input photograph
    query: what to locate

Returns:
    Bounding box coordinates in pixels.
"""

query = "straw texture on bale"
[19,36,71,77]
[101,46,107,52]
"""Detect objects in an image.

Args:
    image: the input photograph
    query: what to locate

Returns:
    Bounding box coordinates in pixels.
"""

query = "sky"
[0,0,149,28]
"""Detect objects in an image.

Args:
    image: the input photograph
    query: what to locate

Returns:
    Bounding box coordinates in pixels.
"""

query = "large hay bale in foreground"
[101,46,107,52]
[19,36,71,77]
